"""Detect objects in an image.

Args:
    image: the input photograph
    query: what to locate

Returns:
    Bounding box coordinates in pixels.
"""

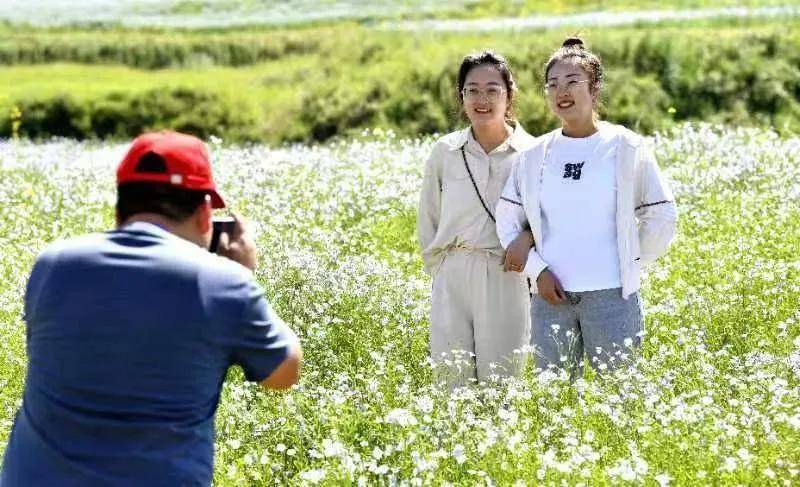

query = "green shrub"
[603,70,672,133]
[3,88,258,141]
[8,96,91,139]
[0,30,324,69]
[298,82,389,142]
[383,67,455,135]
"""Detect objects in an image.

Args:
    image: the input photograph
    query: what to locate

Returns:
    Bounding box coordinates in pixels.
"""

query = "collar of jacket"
[444,122,535,152]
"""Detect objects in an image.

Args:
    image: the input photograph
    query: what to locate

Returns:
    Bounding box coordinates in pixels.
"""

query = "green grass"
[0,60,308,118]
[2,21,799,143]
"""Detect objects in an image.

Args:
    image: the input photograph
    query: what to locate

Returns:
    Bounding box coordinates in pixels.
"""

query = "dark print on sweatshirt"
[562,162,585,180]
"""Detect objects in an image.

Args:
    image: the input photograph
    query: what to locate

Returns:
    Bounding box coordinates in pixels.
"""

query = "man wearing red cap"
[1,131,302,486]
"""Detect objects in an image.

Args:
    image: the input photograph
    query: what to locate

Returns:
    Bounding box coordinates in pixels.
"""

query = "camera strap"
[461,146,495,223]
[461,146,531,295]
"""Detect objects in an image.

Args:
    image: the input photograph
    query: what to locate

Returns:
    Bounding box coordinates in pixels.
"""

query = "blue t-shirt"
[1,222,293,486]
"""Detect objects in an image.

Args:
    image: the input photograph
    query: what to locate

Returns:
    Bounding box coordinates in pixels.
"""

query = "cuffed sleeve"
[636,142,678,266]
[200,263,296,383]
[231,289,296,382]
[523,249,549,281]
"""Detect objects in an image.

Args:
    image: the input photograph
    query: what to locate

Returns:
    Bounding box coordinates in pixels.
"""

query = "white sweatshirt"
[539,123,621,291]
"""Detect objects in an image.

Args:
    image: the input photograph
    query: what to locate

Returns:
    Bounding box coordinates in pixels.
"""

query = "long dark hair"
[457,50,517,121]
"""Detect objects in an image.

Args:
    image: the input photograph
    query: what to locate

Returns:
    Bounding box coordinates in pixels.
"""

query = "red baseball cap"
[117,131,225,208]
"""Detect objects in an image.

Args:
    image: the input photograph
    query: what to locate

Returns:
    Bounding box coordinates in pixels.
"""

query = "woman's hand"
[536,269,566,305]
[503,230,534,272]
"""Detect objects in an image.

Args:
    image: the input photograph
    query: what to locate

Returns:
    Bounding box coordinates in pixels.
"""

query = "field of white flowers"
[0,0,468,27]
[1,123,799,485]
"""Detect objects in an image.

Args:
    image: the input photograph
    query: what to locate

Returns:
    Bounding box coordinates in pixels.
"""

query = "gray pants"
[531,288,643,376]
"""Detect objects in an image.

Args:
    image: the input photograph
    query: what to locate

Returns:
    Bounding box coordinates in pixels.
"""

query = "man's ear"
[195,198,213,234]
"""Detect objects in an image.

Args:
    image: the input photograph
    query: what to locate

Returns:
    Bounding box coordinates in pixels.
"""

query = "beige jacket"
[418,124,537,275]
[496,123,678,298]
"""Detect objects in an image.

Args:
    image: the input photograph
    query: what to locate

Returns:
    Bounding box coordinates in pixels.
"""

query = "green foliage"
[298,82,389,142]
[384,66,458,134]
[602,71,672,133]
[2,88,258,141]
[15,96,91,139]
[0,29,326,69]
[1,24,799,142]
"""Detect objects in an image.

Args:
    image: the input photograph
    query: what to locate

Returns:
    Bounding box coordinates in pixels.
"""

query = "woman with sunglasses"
[418,51,537,387]
[496,38,677,376]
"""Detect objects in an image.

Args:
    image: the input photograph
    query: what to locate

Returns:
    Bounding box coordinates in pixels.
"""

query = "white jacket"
[496,123,678,298]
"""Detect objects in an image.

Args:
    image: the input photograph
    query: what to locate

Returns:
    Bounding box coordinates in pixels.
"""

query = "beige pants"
[430,251,531,386]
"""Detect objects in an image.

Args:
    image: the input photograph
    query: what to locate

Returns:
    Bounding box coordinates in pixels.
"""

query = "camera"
[209,216,236,253]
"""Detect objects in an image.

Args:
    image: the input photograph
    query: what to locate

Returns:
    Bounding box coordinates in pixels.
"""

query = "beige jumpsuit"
[418,124,536,385]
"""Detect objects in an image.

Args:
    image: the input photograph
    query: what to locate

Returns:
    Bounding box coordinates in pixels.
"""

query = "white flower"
[415,395,434,414]
[385,408,418,427]
[411,451,437,473]
[452,444,467,465]
[721,456,737,472]
[498,407,518,425]
[369,464,389,475]
[608,460,636,481]
[737,448,753,465]
[322,438,346,458]
[608,456,648,482]
[299,468,327,484]
[655,473,672,486]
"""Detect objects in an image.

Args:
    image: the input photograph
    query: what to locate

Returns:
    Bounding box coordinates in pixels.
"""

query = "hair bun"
[562,37,585,49]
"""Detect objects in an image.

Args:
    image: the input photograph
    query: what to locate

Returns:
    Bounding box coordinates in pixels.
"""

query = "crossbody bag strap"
[461,146,495,223]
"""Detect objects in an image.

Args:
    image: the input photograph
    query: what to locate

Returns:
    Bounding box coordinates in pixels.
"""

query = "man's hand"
[218,213,257,271]
[536,269,566,305]
[503,230,534,272]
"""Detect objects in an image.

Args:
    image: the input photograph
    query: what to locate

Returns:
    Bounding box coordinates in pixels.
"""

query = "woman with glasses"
[418,51,537,387]
[496,37,677,376]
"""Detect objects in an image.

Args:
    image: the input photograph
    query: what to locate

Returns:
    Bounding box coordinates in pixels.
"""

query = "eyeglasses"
[544,79,590,95]
[461,86,507,103]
